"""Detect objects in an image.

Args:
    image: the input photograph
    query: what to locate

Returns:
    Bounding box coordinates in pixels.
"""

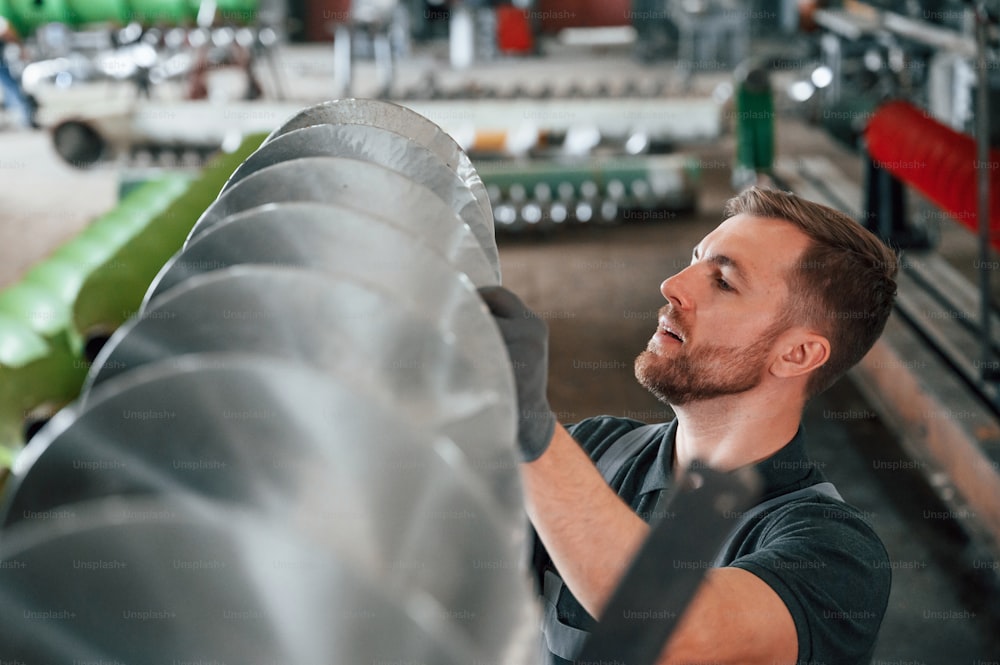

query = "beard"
[634,309,788,406]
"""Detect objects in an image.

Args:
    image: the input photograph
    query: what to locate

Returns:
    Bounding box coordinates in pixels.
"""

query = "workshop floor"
[2,38,999,663]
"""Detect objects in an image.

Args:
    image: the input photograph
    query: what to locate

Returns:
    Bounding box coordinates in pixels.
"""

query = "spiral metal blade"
[145,201,495,307]
[265,98,492,233]
[187,156,499,284]
[0,496,485,665]
[1,356,532,658]
[223,124,498,273]
[94,267,519,515]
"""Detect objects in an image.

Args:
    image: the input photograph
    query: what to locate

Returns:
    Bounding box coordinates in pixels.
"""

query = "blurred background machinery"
[2,0,1000,662]
[4,0,286,98]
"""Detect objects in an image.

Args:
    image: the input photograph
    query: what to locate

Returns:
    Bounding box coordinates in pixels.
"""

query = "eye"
[715,276,735,292]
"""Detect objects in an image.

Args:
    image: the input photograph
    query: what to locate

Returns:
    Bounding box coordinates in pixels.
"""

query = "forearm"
[522,427,798,665]
[520,423,650,618]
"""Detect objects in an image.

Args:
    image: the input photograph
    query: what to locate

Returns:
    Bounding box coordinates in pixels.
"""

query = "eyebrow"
[692,247,751,287]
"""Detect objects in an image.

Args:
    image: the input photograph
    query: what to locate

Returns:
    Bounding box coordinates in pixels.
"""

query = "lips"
[650,315,686,350]
[658,316,685,343]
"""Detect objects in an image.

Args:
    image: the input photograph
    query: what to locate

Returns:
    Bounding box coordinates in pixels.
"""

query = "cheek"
[722,306,783,340]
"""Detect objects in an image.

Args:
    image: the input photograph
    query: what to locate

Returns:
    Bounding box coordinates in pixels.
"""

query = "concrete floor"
[3,37,1000,663]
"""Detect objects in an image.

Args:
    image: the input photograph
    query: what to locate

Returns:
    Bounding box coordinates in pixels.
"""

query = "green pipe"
[0,0,258,34]
[6,0,72,34]
[0,314,48,368]
[73,134,266,340]
[0,136,266,478]
[67,0,130,26]
[216,0,257,20]
[0,282,73,343]
[125,0,197,25]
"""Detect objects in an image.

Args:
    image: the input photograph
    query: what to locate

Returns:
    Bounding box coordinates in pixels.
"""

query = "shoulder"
[566,416,670,460]
[761,494,887,561]
[566,415,655,458]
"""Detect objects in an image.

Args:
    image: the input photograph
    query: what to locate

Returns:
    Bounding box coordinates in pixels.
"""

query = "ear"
[769,329,830,379]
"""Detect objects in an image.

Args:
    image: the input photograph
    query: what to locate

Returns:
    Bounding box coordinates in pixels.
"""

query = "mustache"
[658,306,688,339]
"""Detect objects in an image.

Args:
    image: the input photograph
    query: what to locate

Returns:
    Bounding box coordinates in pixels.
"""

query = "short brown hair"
[724,187,898,399]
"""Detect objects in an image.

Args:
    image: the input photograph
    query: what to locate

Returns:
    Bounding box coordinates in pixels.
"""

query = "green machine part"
[477,154,702,209]
[123,0,196,25]
[0,315,84,470]
[0,0,22,36]
[67,0,131,26]
[0,0,258,35]
[0,176,192,472]
[72,133,267,344]
[0,134,266,475]
[733,67,775,174]
[216,0,258,19]
[4,0,72,36]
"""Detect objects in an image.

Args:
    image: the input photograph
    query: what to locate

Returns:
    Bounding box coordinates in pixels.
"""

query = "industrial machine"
[0,0,285,131]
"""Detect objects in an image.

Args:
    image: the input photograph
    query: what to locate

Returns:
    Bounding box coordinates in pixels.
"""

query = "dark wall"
[534,0,632,32]
[289,0,632,42]
[292,0,350,41]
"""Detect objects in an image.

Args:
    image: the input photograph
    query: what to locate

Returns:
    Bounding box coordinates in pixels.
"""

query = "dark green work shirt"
[534,415,891,665]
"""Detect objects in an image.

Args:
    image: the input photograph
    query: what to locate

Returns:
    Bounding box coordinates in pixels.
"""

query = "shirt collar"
[638,421,819,498]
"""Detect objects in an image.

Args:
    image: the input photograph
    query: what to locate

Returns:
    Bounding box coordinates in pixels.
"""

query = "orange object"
[864,100,1000,246]
[473,130,510,153]
[496,5,534,54]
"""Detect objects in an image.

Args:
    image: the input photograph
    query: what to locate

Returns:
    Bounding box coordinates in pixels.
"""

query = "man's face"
[635,214,811,405]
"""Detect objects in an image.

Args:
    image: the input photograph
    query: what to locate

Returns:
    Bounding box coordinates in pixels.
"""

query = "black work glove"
[479,286,557,462]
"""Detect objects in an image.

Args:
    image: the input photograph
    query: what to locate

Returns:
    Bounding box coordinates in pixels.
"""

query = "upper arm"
[659,500,891,665]
[668,500,891,665]
[733,502,891,663]
[658,566,798,665]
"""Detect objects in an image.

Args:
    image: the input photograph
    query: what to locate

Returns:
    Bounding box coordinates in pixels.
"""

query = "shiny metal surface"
[1,356,532,660]
[144,241,508,432]
[0,497,483,665]
[146,201,496,305]
[264,98,493,234]
[223,123,498,271]
[0,99,543,663]
[186,156,499,285]
[92,267,519,513]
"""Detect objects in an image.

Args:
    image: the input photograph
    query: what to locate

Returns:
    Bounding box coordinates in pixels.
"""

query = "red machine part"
[864,100,1000,247]
[496,5,534,54]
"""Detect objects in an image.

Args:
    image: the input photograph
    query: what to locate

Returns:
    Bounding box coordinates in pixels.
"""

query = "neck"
[670,386,804,474]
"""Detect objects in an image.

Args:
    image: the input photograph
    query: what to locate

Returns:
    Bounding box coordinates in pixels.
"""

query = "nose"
[660,268,692,311]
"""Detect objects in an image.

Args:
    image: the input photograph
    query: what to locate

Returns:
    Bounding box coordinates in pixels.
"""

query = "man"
[0,13,37,129]
[481,186,897,665]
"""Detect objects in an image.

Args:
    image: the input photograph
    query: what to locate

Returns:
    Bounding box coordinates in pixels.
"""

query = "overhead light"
[863,48,883,72]
[811,65,833,88]
[625,132,649,155]
[788,80,815,102]
[713,80,734,104]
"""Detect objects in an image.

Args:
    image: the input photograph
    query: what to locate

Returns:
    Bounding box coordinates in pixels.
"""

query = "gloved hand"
[479,286,557,462]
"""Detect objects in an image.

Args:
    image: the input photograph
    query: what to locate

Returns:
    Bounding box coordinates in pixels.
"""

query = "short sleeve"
[728,498,891,665]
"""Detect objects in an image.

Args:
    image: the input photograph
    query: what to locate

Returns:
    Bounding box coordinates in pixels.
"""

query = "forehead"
[696,214,811,284]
